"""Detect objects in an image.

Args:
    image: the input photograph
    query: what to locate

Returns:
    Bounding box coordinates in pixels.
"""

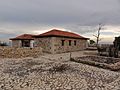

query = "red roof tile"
[10,34,34,40]
[35,29,88,39]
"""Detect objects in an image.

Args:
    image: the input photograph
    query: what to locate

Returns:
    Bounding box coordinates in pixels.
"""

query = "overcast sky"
[0,0,120,43]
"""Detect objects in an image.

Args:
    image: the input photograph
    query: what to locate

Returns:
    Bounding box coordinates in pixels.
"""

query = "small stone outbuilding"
[10,34,35,48]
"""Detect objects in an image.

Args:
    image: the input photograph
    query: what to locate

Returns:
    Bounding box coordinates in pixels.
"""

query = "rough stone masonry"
[0,46,42,58]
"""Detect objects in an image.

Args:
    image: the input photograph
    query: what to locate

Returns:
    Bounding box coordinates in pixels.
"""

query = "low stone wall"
[0,46,42,58]
[70,56,120,71]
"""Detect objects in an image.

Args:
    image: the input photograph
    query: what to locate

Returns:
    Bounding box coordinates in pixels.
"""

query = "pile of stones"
[0,47,42,58]
[0,57,119,90]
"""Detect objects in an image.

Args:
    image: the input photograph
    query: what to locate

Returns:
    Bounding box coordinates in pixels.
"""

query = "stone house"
[10,29,89,53]
[10,34,35,48]
[34,29,89,53]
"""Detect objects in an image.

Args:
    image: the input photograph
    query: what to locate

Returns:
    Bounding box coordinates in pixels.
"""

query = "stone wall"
[35,37,88,54]
[71,56,120,71]
[0,46,42,58]
[35,37,53,53]
[12,40,21,47]
[53,37,88,53]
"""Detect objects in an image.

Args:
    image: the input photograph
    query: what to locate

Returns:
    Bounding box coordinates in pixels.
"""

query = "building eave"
[34,35,89,40]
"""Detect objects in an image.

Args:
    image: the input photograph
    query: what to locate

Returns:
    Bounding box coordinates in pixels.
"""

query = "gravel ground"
[0,51,120,90]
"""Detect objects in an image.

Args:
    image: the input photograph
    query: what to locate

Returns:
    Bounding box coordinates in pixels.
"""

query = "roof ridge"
[10,34,35,40]
[35,29,88,39]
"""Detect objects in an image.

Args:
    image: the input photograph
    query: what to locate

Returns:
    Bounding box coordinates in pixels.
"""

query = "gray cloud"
[0,0,120,41]
[0,0,120,25]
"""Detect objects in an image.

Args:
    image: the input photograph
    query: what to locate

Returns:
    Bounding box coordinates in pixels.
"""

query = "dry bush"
[49,64,70,73]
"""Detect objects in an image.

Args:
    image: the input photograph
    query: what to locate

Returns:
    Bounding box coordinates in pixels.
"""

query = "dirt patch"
[49,64,71,73]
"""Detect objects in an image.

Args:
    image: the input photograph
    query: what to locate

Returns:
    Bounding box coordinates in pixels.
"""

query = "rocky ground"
[0,51,120,90]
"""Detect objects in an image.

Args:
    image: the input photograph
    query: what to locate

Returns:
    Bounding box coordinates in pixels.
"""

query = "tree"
[0,41,8,46]
[89,40,95,45]
[93,24,103,47]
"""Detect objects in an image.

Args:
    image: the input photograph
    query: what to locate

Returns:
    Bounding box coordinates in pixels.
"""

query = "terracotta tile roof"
[10,34,34,40]
[35,29,88,39]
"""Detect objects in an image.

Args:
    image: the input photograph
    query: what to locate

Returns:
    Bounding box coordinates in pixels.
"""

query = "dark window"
[69,40,71,46]
[74,40,76,46]
[22,40,30,47]
[61,40,65,46]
